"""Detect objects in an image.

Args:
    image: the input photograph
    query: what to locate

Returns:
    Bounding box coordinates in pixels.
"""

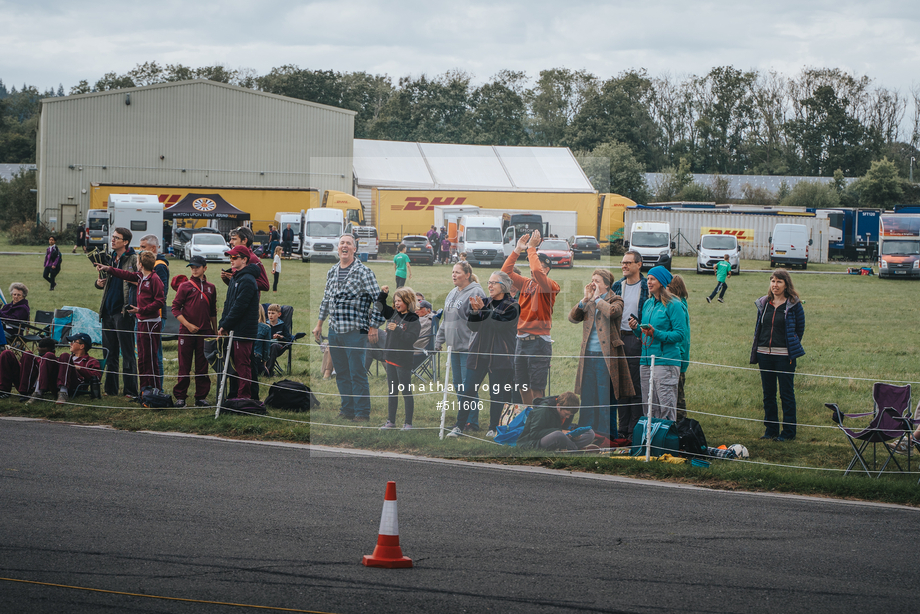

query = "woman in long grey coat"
[568,268,635,437]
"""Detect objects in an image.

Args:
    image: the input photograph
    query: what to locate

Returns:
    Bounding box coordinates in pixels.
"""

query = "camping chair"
[412,309,442,384]
[826,383,912,477]
[20,310,55,349]
[261,304,306,376]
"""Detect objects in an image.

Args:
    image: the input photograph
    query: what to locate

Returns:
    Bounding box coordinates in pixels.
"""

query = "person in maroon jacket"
[96,251,165,391]
[51,334,102,404]
[171,255,218,407]
[0,337,57,400]
[220,226,270,292]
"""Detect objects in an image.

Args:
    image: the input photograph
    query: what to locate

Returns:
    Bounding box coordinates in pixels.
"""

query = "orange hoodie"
[502,248,560,336]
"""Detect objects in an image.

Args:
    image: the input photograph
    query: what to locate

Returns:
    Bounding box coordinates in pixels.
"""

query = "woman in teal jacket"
[668,275,691,421]
[627,266,687,422]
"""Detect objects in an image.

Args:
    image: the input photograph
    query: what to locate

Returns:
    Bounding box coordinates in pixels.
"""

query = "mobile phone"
[640,324,651,330]
[629,313,638,322]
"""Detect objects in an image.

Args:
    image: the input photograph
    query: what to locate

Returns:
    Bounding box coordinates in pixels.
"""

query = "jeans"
[758,353,797,438]
[580,352,614,435]
[639,364,680,422]
[328,329,370,419]
[449,351,478,427]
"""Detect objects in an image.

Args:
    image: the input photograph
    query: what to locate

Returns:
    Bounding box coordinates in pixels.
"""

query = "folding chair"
[826,383,912,477]
[412,309,441,384]
[20,310,55,349]
[261,304,306,376]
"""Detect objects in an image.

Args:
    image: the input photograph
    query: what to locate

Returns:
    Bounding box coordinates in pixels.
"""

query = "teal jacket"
[634,295,688,367]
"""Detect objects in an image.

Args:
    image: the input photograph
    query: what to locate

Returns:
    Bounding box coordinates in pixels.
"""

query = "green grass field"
[3,246,919,504]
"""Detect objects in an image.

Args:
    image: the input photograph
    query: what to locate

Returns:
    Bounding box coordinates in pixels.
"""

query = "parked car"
[172,227,221,260]
[571,235,601,260]
[537,239,574,268]
[401,235,435,265]
[185,232,231,263]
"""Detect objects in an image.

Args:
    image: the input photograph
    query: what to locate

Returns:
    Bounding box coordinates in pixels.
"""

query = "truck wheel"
[770,261,775,268]
[802,262,807,270]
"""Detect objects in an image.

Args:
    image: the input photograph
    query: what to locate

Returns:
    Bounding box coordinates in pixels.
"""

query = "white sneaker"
[401,424,413,431]
[485,429,497,438]
[446,426,461,438]
[380,421,397,430]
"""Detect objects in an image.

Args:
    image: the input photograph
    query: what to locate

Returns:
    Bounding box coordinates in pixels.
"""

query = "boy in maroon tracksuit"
[171,255,218,407]
[97,251,165,390]
[52,334,102,404]
[0,337,57,400]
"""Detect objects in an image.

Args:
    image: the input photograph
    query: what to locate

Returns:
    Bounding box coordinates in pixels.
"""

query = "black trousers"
[101,313,138,397]
[43,266,60,289]
[617,332,644,438]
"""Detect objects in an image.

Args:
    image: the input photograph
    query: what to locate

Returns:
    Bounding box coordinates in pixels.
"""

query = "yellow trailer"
[370,188,631,246]
[90,183,320,233]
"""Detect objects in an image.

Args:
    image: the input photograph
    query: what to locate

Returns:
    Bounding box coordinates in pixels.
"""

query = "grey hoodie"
[435,281,486,351]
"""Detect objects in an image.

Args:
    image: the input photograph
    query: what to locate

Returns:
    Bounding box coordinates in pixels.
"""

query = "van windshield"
[88,217,106,231]
[881,240,920,256]
[631,231,669,248]
[466,227,502,243]
[306,222,342,237]
[701,236,737,250]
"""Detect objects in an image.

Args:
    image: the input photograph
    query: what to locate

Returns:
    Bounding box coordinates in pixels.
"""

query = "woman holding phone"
[627,266,687,422]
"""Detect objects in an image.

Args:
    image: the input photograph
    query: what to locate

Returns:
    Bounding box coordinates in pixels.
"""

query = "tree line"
[3,62,920,209]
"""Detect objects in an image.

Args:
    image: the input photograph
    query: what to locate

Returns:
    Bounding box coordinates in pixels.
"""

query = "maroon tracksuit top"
[107,269,166,320]
[171,276,217,334]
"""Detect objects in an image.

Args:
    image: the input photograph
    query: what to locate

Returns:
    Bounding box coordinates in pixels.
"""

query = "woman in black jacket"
[377,286,421,430]
[447,271,521,439]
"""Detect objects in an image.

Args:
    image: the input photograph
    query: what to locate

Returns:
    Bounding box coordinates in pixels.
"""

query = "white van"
[346,223,379,260]
[697,234,741,275]
[301,208,344,262]
[107,194,164,251]
[770,223,811,269]
[86,209,110,251]
[625,221,674,271]
[274,212,301,254]
[458,215,504,267]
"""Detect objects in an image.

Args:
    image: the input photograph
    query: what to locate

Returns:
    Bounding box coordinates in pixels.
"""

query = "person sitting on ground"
[516,392,597,451]
[0,337,57,400]
[1,282,31,343]
[264,303,293,375]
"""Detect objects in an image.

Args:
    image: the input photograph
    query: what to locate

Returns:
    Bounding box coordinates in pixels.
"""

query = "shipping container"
[623,208,830,263]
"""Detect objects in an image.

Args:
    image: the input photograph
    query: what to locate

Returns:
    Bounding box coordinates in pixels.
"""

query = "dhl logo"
[701,227,755,242]
[157,194,183,207]
[390,196,467,211]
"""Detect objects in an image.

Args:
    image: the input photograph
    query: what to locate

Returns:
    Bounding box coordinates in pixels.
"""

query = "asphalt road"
[1,418,913,614]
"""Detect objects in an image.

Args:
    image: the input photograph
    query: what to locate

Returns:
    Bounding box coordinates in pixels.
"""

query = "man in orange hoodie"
[502,230,560,406]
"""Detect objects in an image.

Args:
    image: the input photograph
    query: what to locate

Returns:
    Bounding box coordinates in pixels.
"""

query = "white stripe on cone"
[378,500,399,536]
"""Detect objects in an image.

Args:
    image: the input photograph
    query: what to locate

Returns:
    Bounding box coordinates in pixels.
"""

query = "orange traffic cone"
[362,481,413,568]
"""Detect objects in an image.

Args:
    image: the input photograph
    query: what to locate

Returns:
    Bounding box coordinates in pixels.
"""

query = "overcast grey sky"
[3,0,919,99]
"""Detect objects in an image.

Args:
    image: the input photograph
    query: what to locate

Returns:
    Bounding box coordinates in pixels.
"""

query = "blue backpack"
[494,407,533,446]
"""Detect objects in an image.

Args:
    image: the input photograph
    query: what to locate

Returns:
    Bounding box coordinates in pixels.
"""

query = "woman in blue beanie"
[627,266,687,422]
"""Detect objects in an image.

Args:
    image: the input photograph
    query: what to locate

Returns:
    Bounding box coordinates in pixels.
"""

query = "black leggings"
[273,271,279,292]
[385,362,414,425]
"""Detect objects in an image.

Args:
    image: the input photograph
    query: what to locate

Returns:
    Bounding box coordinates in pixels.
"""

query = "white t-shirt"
[273,254,281,273]
[621,279,642,330]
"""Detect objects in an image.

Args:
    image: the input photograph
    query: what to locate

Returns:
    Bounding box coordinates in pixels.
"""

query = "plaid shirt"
[318,260,384,334]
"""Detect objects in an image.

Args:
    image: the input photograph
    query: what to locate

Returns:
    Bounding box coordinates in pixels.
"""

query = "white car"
[186,233,231,263]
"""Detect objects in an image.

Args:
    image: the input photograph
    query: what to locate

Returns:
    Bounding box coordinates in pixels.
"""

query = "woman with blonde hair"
[627,266,687,422]
[435,261,486,430]
[751,268,804,442]
[377,285,421,430]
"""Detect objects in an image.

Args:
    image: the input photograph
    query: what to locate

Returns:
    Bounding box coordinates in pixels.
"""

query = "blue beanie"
[648,266,673,287]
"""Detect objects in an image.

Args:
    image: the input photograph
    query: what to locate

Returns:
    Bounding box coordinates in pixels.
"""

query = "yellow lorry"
[367,188,631,247]
[90,183,320,233]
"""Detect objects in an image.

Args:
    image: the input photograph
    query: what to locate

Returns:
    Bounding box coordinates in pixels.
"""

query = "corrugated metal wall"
[624,209,831,263]
[37,80,354,226]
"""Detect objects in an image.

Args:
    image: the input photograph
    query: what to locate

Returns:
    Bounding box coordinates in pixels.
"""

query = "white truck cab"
[458,215,505,267]
[625,221,674,271]
[301,208,345,262]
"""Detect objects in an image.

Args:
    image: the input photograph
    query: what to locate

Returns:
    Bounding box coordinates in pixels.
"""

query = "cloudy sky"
[3,0,920,98]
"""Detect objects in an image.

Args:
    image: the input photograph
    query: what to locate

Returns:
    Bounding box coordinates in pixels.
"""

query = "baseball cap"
[225,245,253,260]
[187,255,207,267]
[66,333,92,347]
[418,300,433,311]
[536,253,551,267]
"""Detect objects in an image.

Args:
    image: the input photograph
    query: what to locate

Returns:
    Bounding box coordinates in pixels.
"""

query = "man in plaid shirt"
[313,234,384,421]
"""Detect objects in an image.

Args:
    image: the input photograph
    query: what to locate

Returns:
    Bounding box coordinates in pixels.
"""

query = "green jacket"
[517,403,574,449]
[634,295,688,367]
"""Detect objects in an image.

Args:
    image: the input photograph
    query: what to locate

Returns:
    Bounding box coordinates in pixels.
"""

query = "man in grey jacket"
[435,262,486,430]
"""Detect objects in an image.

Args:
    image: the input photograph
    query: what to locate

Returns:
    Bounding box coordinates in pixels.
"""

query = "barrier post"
[214,331,234,419]
[645,354,655,461]
[439,346,453,440]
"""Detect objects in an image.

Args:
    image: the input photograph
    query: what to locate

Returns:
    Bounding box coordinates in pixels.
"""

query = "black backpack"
[265,379,318,412]
[219,398,267,416]
[676,418,708,458]
[140,386,172,409]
